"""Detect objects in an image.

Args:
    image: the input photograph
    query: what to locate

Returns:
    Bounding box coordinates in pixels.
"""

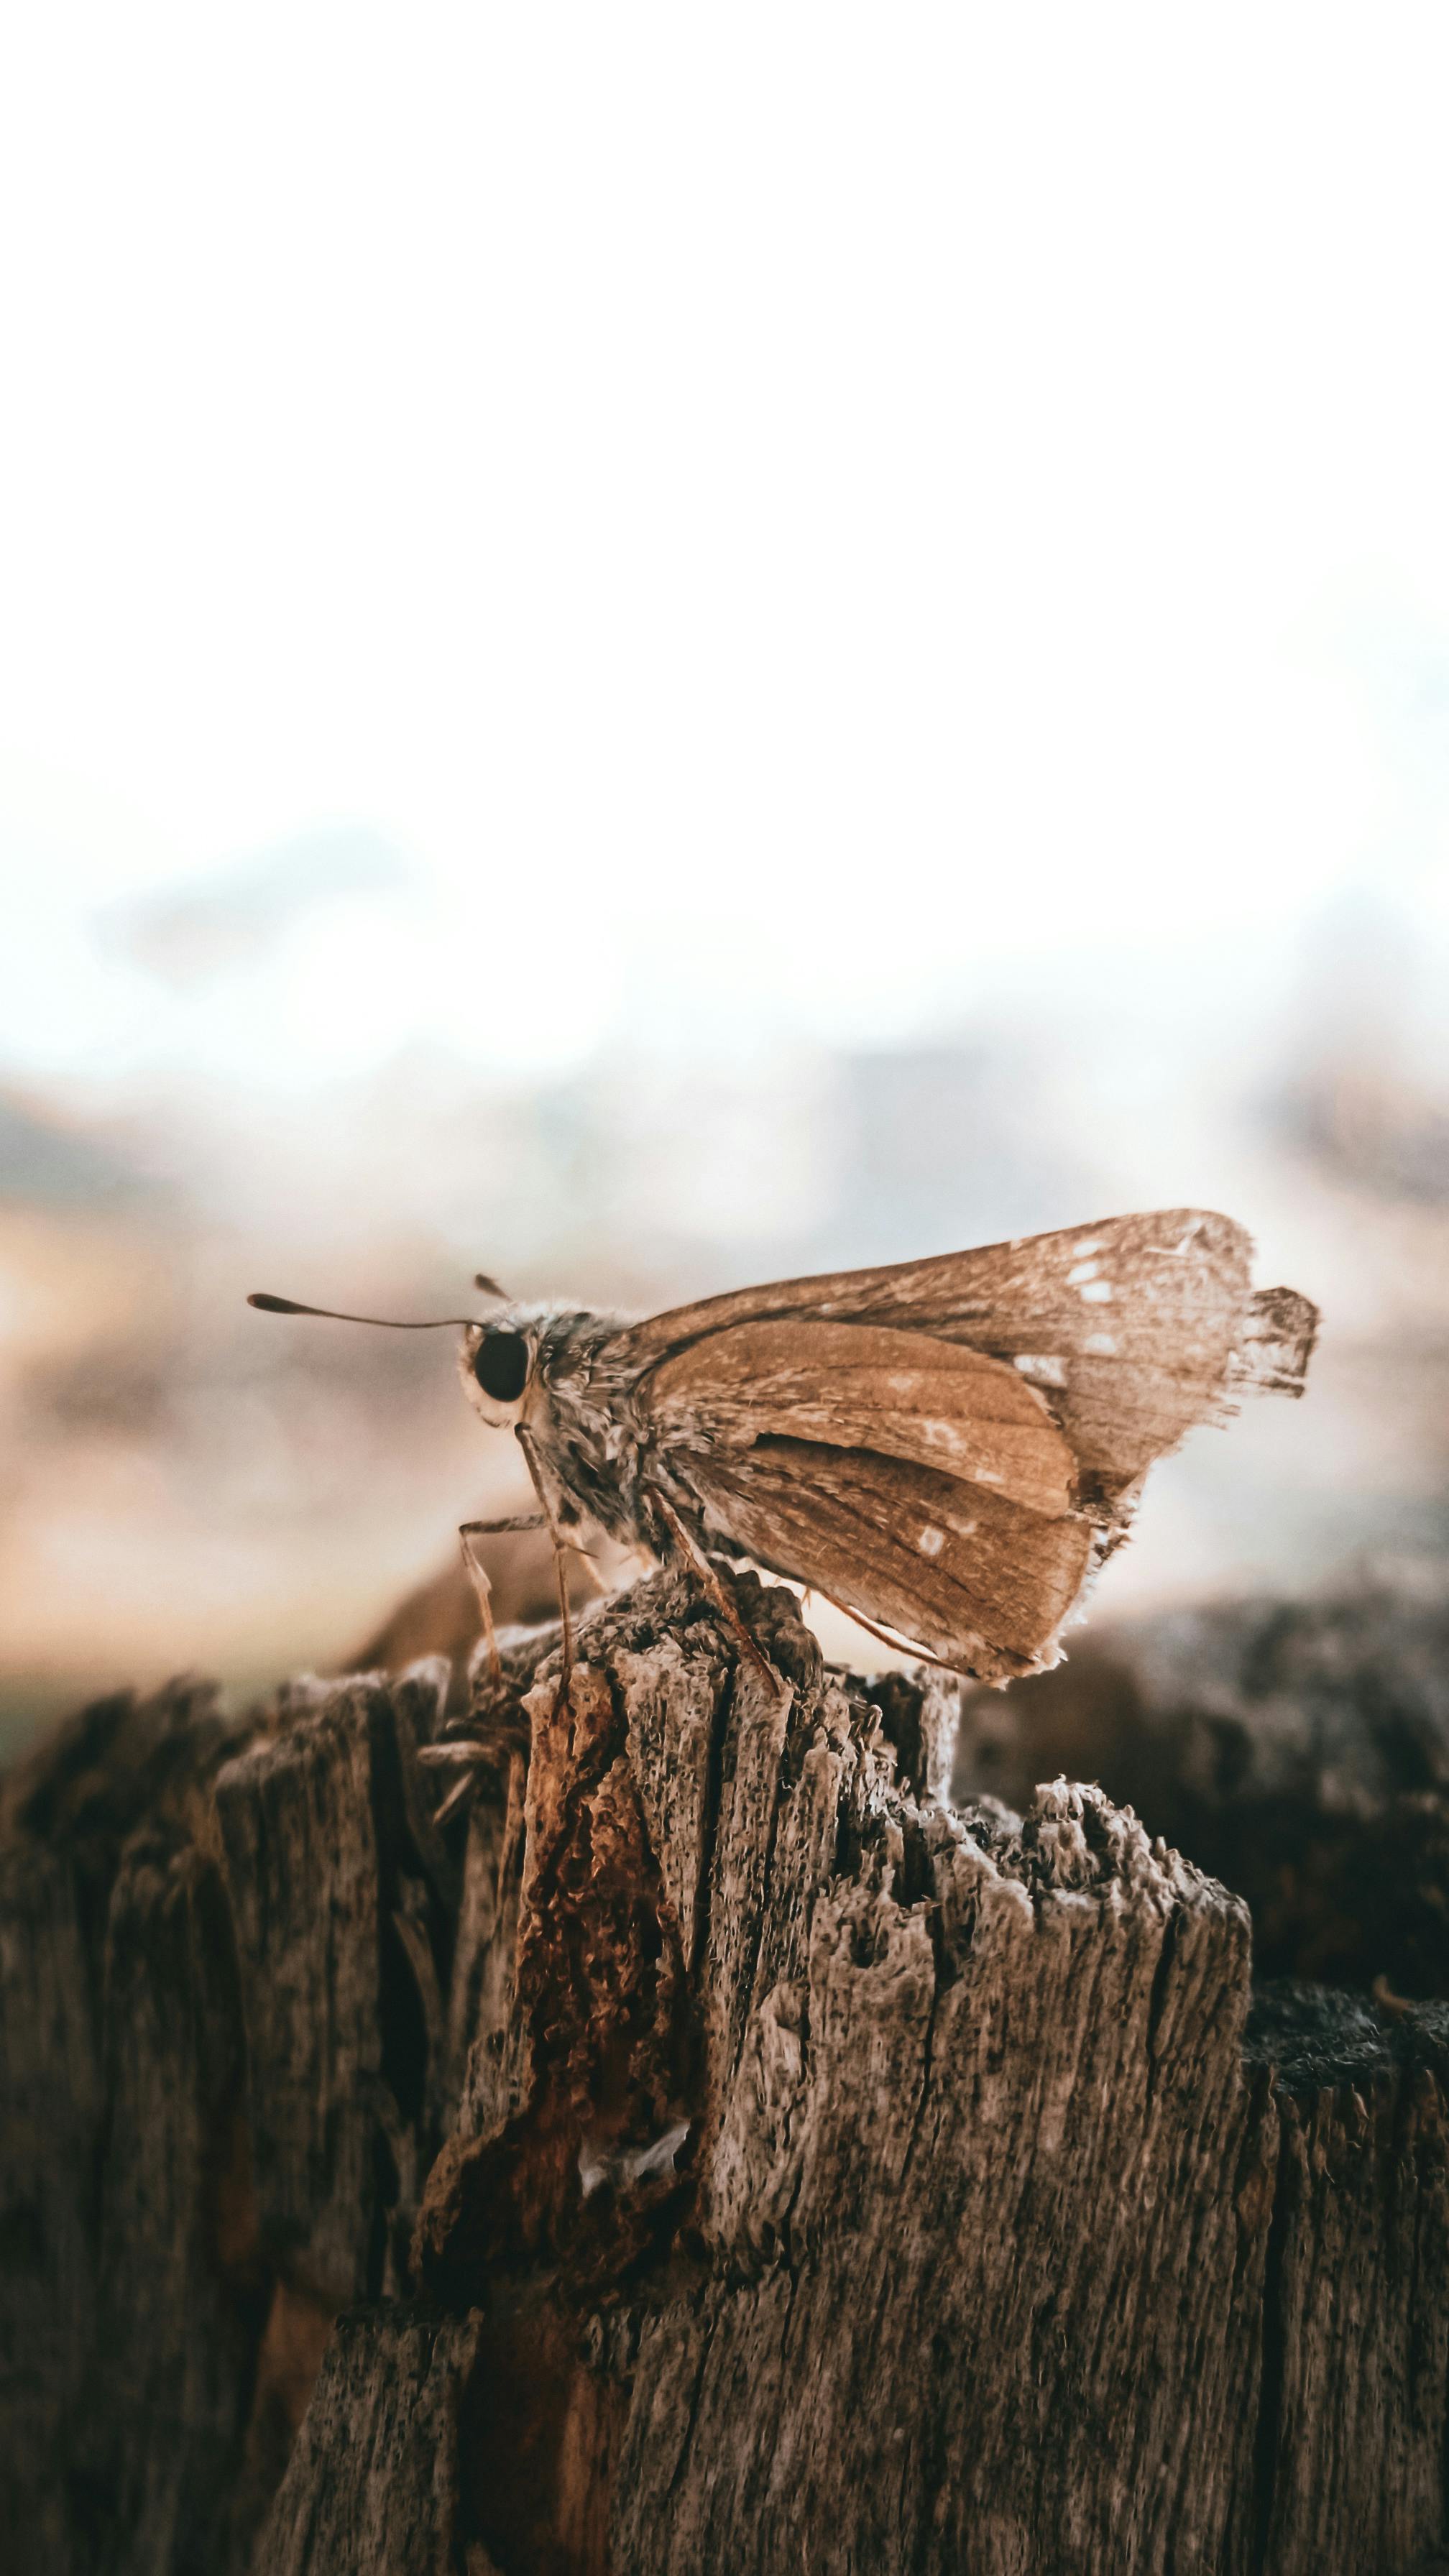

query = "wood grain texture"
[531,1582,1269,2575]
[215,1683,401,2309]
[77,1826,259,2576]
[258,2304,484,2576]
[3,1574,1448,2574]
[213,1668,454,2310]
[0,1834,99,2572]
[414,1573,1449,2576]
[1246,1986,1449,2576]
[0,1679,248,2576]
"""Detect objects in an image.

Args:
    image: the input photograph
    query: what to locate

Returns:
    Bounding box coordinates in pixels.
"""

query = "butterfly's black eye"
[473,1329,530,1403]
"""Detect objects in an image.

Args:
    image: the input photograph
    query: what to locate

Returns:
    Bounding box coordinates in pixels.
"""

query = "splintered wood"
[3,1576,1448,2575]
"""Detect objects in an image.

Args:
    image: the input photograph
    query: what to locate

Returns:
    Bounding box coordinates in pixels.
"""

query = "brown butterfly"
[250,1208,1316,1688]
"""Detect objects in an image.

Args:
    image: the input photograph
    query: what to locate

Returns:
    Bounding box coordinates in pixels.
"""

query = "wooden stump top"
[4,1573,1448,2573]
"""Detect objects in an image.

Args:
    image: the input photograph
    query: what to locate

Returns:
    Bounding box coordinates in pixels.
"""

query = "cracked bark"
[4,1576,1449,2573]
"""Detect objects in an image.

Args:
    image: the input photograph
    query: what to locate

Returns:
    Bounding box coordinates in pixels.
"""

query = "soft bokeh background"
[4,5,1448,1749]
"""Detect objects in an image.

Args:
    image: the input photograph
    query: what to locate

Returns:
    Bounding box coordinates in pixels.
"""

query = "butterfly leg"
[566,1543,612,1598]
[513,1430,577,1716]
[458,1512,547,1680]
[648,1489,782,1694]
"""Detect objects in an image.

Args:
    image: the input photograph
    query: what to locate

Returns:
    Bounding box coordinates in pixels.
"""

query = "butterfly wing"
[680,1435,1095,1683]
[638,1319,1095,1677]
[622,1213,1317,1675]
[620,1208,1315,1492]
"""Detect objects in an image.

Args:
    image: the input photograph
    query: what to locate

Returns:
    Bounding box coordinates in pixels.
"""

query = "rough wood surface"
[261,2305,484,2576]
[956,1585,1449,1993]
[213,1666,454,2309]
[4,1575,1449,2573]
[1244,1985,1449,2576]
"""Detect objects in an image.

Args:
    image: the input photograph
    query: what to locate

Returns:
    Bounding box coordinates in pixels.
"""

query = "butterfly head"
[458,1312,538,1427]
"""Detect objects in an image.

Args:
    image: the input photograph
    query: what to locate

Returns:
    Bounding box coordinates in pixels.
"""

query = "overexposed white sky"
[2,5,1449,1089]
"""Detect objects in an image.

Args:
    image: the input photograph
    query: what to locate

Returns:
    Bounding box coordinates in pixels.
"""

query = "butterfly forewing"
[641,1319,1076,1518]
[683,1438,1096,1682]
[620,1208,1259,1486]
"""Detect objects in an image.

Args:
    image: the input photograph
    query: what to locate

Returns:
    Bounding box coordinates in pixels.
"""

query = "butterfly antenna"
[247,1294,479,1329]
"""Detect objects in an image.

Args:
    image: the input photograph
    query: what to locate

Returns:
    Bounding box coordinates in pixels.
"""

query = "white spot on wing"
[1084,1332,1118,1356]
[1080,1279,1114,1303]
[1066,1258,1100,1284]
[1013,1353,1067,1388]
[1072,1236,1105,1257]
[916,1525,945,1556]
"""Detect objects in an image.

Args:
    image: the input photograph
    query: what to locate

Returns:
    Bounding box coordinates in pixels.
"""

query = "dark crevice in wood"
[896,1982,937,2191]
[1143,1901,1181,2110]
[465,2287,621,2576]
[1253,2086,1294,2576]
[367,1689,448,2145]
[685,1645,733,2094]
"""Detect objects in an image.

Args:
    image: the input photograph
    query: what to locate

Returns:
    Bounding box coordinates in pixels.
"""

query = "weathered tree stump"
[4,1573,1449,2573]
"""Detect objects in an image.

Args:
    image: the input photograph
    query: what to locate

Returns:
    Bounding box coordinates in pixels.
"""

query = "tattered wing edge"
[1228,1287,1320,1400]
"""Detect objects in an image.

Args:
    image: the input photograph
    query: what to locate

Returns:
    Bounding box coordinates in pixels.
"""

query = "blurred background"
[3,6,1448,1752]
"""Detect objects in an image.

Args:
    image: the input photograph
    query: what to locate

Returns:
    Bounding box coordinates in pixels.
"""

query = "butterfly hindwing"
[681,1436,1096,1681]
